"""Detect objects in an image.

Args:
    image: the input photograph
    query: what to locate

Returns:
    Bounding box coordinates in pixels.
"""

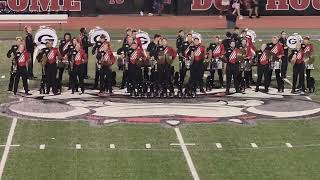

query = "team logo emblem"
[34,26,58,50]
[287,34,303,49]
[88,27,111,44]
[136,30,150,50]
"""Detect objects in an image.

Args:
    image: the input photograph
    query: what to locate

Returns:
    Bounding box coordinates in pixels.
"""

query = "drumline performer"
[37,39,61,95]
[238,38,254,90]
[117,36,134,90]
[188,37,206,97]
[178,33,193,95]
[79,28,91,79]
[13,44,32,95]
[24,26,35,78]
[146,34,162,96]
[97,43,116,95]
[69,42,87,94]
[157,37,177,97]
[7,37,23,91]
[207,35,225,89]
[57,33,72,93]
[92,34,110,90]
[224,40,241,95]
[302,36,315,92]
[255,44,271,92]
[127,42,147,97]
[279,31,289,78]
[290,42,306,93]
[266,36,284,92]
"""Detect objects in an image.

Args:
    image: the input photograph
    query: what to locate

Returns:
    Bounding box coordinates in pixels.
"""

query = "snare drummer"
[302,36,315,92]
[24,26,35,79]
[92,34,110,90]
[79,28,91,79]
[266,36,284,92]
[290,42,306,93]
[117,36,134,90]
[255,44,271,93]
[178,33,193,94]
[57,33,72,93]
[7,37,23,91]
[207,35,225,88]
[36,39,61,95]
[70,43,87,94]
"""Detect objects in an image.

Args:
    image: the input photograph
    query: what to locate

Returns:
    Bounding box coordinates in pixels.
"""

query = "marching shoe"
[200,89,206,94]
[169,92,174,98]
[255,88,259,92]
[25,92,32,96]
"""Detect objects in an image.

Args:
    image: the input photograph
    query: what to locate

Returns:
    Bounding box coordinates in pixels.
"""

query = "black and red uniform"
[225,47,240,93]
[37,47,60,94]
[127,48,146,96]
[79,33,91,78]
[255,49,270,92]
[97,49,116,94]
[207,42,225,87]
[189,44,206,94]
[117,42,131,89]
[6,44,19,91]
[290,48,305,92]
[70,48,87,94]
[266,42,284,91]
[25,32,35,77]
[178,40,193,92]
[279,37,289,78]
[13,51,30,95]
[157,45,177,96]
[302,43,315,90]
[92,41,111,89]
[58,39,73,92]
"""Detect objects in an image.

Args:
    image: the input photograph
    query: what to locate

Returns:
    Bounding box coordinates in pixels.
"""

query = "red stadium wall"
[3,0,320,16]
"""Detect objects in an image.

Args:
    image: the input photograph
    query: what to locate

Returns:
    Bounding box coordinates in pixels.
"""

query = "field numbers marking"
[174,128,200,180]
[0,118,18,180]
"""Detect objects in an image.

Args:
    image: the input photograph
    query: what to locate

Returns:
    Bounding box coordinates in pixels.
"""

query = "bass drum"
[88,27,111,44]
[136,30,151,50]
[33,26,58,64]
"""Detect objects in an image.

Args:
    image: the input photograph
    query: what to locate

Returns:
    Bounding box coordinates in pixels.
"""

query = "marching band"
[6,26,316,97]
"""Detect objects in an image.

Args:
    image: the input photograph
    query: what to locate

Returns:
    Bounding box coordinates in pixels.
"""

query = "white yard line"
[0,145,20,147]
[284,78,293,86]
[174,128,200,180]
[0,118,18,180]
[305,96,312,101]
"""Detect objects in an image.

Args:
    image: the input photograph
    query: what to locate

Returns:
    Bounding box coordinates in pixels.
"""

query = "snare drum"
[273,61,281,70]
[306,64,315,70]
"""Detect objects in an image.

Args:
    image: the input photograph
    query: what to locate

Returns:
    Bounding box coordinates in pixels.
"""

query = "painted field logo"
[6,0,81,12]
[191,0,320,11]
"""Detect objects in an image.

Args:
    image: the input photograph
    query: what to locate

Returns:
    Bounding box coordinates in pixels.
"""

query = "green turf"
[180,121,320,179]
[0,118,11,145]
[3,120,192,180]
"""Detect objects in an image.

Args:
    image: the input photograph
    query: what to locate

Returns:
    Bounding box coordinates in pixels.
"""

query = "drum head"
[34,27,58,50]
[89,27,111,44]
[186,32,202,43]
[136,31,150,50]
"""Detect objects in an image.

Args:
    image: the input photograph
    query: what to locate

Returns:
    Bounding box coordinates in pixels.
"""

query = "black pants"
[100,66,113,93]
[94,65,100,89]
[57,65,66,91]
[121,70,128,89]
[256,64,270,90]
[45,63,58,93]
[226,63,240,92]
[268,69,283,90]
[211,69,223,86]
[8,65,16,91]
[13,66,28,94]
[27,52,34,77]
[159,64,174,93]
[292,63,305,91]
[281,55,288,78]
[238,70,251,87]
[306,69,312,89]
[71,64,85,93]
[128,64,139,93]
[178,58,188,92]
[189,61,204,92]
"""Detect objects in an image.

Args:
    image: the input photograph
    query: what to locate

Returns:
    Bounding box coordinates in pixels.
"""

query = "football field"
[0,28,320,180]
